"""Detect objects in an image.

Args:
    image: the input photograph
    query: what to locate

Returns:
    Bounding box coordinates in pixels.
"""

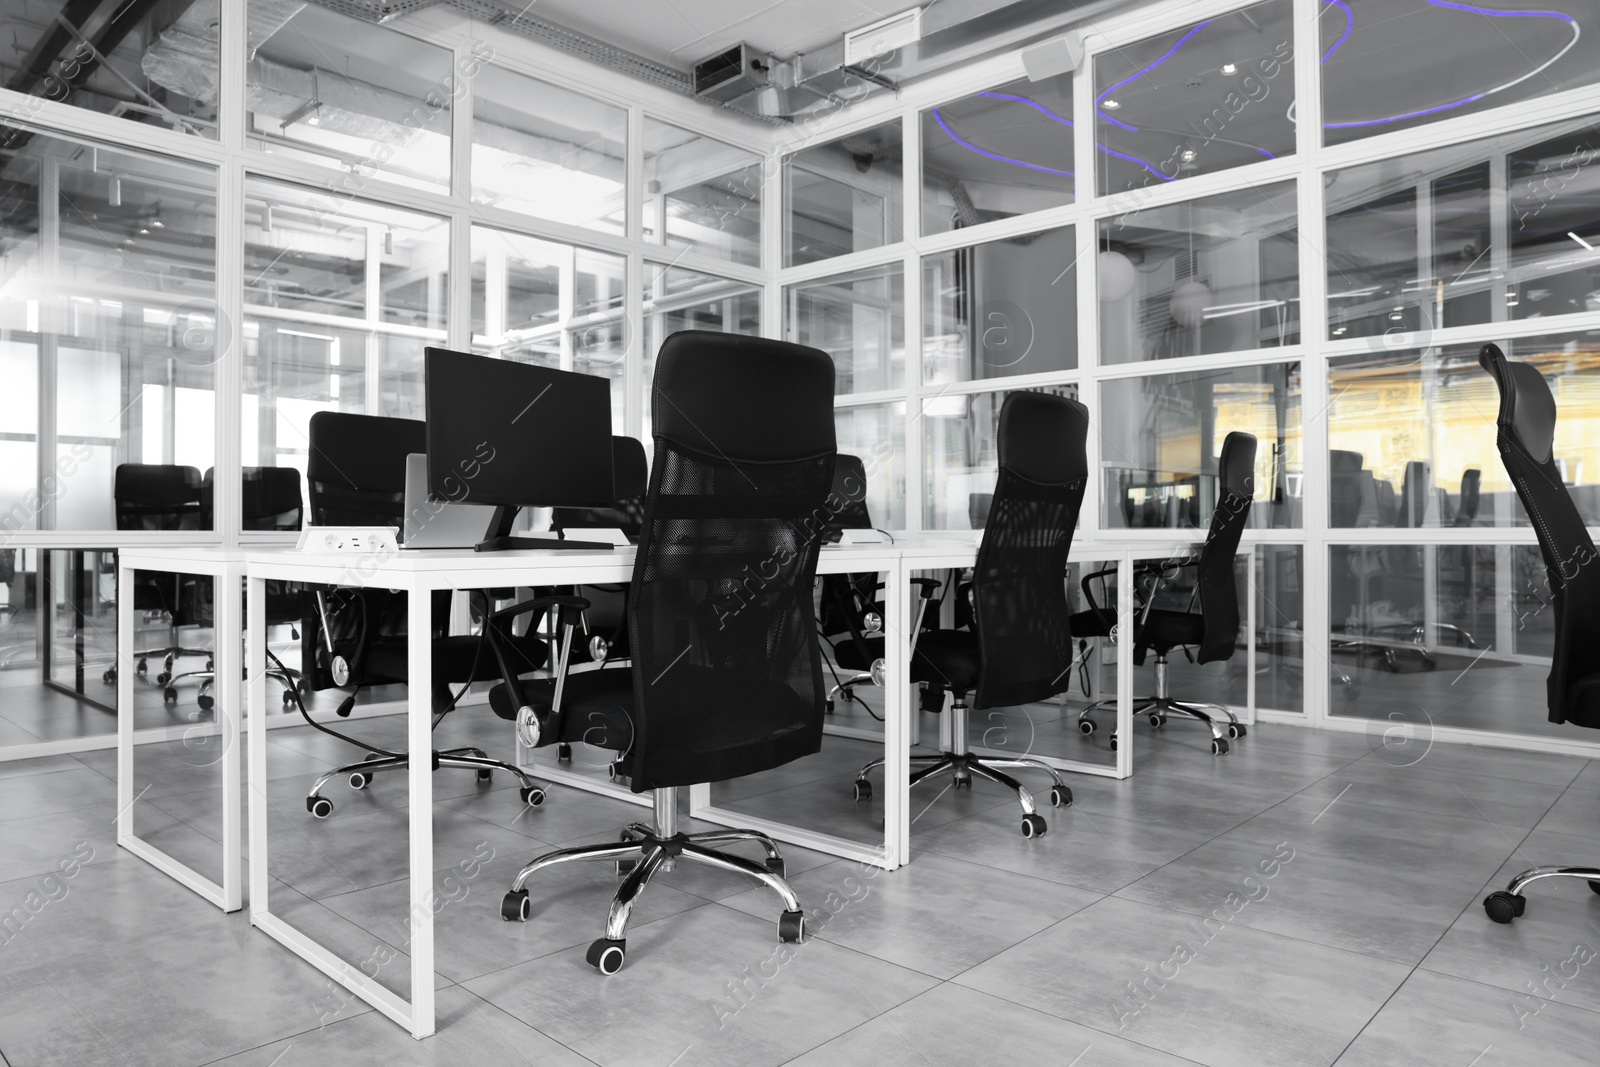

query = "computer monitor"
[424,347,615,552]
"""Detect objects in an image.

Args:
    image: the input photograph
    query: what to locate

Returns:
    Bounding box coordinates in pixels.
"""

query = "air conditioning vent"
[844,9,923,66]
[693,44,771,103]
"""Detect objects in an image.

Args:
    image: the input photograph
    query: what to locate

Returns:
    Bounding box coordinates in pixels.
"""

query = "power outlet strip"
[295,526,400,555]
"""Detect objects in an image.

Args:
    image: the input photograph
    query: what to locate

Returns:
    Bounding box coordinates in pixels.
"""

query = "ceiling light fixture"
[1568,231,1594,250]
[1180,148,1197,163]
[1102,98,1120,109]
[1221,62,1238,75]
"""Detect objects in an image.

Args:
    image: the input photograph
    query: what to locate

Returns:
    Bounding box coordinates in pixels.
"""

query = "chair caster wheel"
[103,668,116,683]
[852,779,872,801]
[349,771,370,790]
[1149,713,1164,728]
[519,786,545,808]
[163,687,178,704]
[778,910,805,943]
[557,743,571,761]
[1211,738,1230,756]
[953,775,972,790]
[1109,735,1118,751]
[587,938,626,975]
[824,699,834,713]
[501,890,530,922]
[765,857,786,878]
[1079,718,1095,735]
[1050,785,1072,808]
[1021,814,1047,838]
[156,672,172,686]
[197,695,214,712]
[307,796,333,818]
[476,768,493,783]
[607,762,622,781]
[281,690,295,708]
[1228,723,1247,739]
[1484,890,1525,924]
[136,659,149,677]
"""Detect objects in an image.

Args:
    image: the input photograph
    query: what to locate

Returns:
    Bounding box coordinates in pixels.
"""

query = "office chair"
[1074,432,1257,755]
[853,391,1086,837]
[1478,343,1600,923]
[816,454,899,714]
[109,464,209,687]
[1448,469,1482,527]
[170,467,306,710]
[489,330,835,973]
[297,411,549,819]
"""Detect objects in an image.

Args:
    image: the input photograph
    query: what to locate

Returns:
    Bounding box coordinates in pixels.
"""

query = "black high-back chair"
[297,411,548,819]
[111,464,208,687]
[816,454,900,713]
[487,331,835,973]
[1073,432,1257,755]
[1399,460,1429,528]
[853,391,1088,838]
[1448,468,1482,526]
[1477,343,1600,924]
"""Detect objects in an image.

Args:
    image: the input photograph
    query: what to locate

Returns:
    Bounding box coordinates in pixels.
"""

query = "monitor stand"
[475,506,615,553]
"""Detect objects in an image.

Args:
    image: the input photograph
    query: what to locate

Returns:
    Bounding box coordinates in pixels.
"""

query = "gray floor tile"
[0,765,119,822]
[1292,758,1569,832]
[1532,782,1600,839]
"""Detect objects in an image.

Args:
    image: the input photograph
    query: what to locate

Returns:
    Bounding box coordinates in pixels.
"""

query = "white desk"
[243,540,906,1039]
[116,548,244,912]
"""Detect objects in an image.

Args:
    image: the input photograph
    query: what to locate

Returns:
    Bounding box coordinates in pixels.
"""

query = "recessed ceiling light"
[1221,63,1238,75]
[1102,99,1120,110]
[138,227,149,235]
[1180,149,1197,163]
[151,219,163,228]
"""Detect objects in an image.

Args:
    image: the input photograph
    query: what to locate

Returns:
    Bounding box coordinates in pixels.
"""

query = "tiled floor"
[0,706,1598,1067]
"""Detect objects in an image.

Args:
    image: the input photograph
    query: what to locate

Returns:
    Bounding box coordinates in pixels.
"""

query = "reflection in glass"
[1100,362,1301,529]
[643,120,761,266]
[473,65,627,234]
[470,227,627,432]
[1100,182,1297,363]
[923,386,1079,530]
[835,403,906,530]
[0,1,217,137]
[0,123,219,531]
[1253,545,1305,714]
[642,264,761,439]
[1321,0,1600,147]
[785,121,903,266]
[785,263,904,395]
[923,225,1077,385]
[921,74,1073,236]
[1329,331,1600,528]
[1093,0,1294,195]
[247,3,454,191]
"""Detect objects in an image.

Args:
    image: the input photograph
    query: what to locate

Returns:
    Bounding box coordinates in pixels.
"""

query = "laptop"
[399,453,499,549]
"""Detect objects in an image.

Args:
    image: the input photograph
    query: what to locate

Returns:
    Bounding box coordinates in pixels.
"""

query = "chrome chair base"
[1077,653,1245,755]
[825,671,874,713]
[304,746,543,819]
[1484,865,1600,923]
[500,788,805,974]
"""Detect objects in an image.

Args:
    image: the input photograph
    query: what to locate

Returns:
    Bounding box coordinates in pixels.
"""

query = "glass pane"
[642,264,761,440]
[0,1,217,137]
[923,385,1080,530]
[835,402,906,530]
[921,73,1075,237]
[1325,116,1600,341]
[785,120,904,267]
[1328,543,1567,741]
[643,119,761,266]
[1255,544,1305,714]
[0,123,218,532]
[1099,181,1298,364]
[473,65,626,234]
[923,225,1077,385]
[784,263,905,395]
[247,3,453,191]
[1101,362,1302,529]
[1329,330,1600,528]
[1321,0,1600,147]
[1094,0,1295,196]
[470,227,627,433]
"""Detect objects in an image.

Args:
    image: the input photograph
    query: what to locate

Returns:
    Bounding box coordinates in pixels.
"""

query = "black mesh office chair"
[488,331,834,973]
[1073,432,1257,755]
[853,391,1087,838]
[110,464,208,686]
[817,454,894,713]
[1477,343,1600,923]
[297,411,548,819]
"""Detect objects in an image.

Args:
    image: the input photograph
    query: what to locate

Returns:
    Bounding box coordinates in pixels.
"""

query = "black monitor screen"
[424,347,614,509]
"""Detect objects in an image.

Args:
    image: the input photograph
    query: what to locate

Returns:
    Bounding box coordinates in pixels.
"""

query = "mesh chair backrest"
[199,467,305,531]
[1399,460,1428,528]
[1480,343,1600,727]
[627,331,836,791]
[971,391,1089,710]
[551,436,648,535]
[827,455,872,531]
[306,411,422,527]
[1329,450,1364,527]
[1455,469,1481,526]
[818,453,876,637]
[1194,431,1257,664]
[114,465,204,531]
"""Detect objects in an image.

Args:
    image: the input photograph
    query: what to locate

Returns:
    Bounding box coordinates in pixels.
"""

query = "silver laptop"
[399,453,498,549]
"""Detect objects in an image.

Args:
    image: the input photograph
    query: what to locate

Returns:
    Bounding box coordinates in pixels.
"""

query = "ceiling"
[509,0,927,67]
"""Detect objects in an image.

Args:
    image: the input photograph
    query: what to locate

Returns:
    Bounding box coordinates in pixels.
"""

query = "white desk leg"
[1246,547,1258,726]
[217,565,243,912]
[116,561,135,845]
[407,585,436,1039]
[884,564,908,869]
[247,577,270,921]
[1117,554,1134,779]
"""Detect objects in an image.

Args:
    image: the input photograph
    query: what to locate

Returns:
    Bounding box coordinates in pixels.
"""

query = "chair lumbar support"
[853,697,1072,838]
[1077,651,1246,756]
[499,787,805,973]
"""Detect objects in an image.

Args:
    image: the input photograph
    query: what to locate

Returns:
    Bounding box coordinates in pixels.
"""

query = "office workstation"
[3,0,1600,1064]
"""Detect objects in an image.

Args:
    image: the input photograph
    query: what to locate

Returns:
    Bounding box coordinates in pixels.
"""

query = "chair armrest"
[488,594,591,625]
[909,577,941,598]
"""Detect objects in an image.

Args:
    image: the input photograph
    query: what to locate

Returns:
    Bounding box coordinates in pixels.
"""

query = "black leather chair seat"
[1140,609,1206,652]
[834,634,884,671]
[1069,608,1112,639]
[910,629,981,691]
[366,632,547,685]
